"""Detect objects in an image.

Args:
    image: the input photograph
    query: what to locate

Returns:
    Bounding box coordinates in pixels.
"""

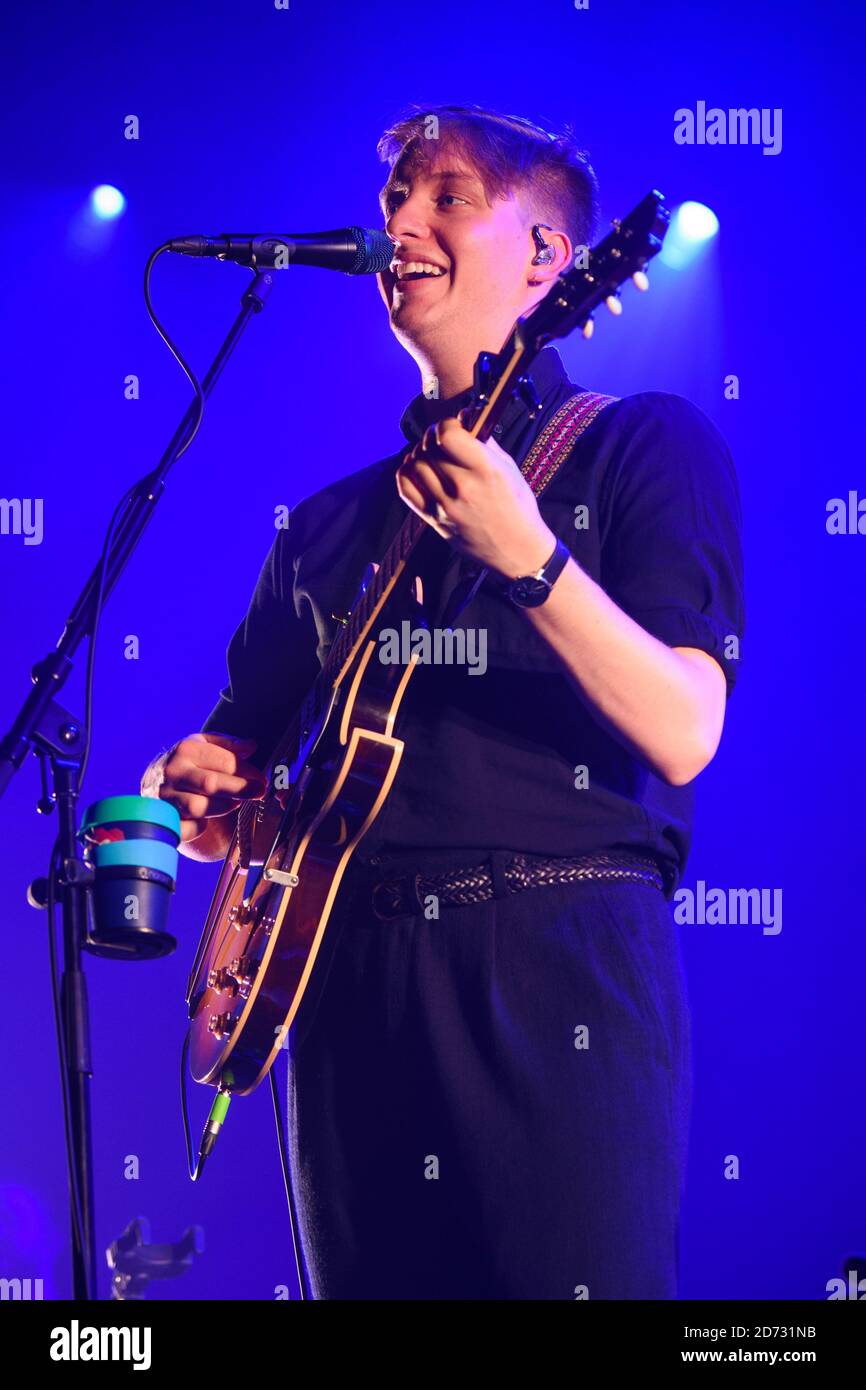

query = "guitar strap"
[441,388,619,626]
[519,387,618,496]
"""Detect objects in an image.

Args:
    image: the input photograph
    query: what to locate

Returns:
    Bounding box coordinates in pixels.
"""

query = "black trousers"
[284,851,692,1300]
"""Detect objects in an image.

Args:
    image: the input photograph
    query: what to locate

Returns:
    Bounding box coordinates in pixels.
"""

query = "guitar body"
[186,570,423,1095]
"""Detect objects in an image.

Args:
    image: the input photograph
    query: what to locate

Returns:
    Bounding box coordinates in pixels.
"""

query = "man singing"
[143,104,744,1299]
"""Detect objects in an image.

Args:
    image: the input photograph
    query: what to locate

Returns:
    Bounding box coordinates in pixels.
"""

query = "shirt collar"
[398,345,570,446]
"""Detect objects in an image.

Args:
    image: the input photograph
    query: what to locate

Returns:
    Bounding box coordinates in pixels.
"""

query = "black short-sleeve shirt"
[201,347,744,894]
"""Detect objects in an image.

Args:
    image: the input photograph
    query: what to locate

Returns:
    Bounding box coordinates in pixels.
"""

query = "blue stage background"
[0,0,863,1300]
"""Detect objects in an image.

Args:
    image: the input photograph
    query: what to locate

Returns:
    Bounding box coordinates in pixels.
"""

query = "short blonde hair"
[378,103,600,249]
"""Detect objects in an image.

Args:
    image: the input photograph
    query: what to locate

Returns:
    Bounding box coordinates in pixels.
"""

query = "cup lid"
[79,794,181,838]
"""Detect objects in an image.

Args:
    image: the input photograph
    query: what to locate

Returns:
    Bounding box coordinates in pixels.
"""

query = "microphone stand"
[0,267,276,1300]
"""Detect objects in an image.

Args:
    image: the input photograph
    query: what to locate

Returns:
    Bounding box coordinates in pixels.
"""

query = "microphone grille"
[348,227,395,276]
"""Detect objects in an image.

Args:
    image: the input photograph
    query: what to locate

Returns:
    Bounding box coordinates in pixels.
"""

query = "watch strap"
[506,537,572,607]
[539,536,571,587]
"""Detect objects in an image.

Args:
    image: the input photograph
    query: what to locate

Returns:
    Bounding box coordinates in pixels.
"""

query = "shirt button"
[368,854,382,866]
[493,424,503,437]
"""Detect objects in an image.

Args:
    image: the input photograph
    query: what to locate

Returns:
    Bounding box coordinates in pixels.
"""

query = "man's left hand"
[396,412,557,579]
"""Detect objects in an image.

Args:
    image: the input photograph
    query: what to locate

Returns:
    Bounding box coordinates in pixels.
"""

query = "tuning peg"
[605,294,623,316]
[582,317,595,340]
[632,271,649,291]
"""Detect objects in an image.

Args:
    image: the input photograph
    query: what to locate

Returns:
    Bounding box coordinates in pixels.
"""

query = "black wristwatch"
[505,538,571,608]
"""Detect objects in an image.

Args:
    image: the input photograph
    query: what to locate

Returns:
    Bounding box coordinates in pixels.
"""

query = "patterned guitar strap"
[441,388,619,626]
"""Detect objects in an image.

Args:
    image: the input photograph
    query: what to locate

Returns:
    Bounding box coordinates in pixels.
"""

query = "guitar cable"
[180,1030,231,1183]
[179,1033,309,1299]
[269,1061,310,1300]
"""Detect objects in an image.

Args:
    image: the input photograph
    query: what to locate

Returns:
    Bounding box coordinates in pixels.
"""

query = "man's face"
[377,147,540,372]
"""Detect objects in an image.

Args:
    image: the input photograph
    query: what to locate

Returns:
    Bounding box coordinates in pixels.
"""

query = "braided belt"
[369,849,664,921]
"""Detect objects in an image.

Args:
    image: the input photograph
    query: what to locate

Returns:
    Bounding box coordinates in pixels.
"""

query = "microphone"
[167,227,394,275]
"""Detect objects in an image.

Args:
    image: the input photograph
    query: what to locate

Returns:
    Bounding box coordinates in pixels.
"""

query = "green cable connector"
[198,1086,233,1171]
[209,1090,232,1126]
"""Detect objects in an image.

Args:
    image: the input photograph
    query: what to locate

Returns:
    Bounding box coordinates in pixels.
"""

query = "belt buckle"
[371,876,408,922]
[371,872,429,920]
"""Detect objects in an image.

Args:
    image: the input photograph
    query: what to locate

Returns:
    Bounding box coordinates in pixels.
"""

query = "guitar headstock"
[523,189,669,351]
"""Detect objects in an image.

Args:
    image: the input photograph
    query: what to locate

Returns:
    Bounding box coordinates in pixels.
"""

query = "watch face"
[510,576,550,608]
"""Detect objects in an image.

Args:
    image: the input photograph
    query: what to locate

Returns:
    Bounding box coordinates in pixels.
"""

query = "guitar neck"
[315,339,533,701]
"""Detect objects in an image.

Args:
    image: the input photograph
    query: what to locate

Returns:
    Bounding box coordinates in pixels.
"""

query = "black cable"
[179,1029,232,1183]
[179,1027,309,1297]
[142,244,205,467]
[45,833,87,1265]
[270,1062,309,1300]
[77,477,139,791]
[179,1030,204,1181]
[77,245,204,793]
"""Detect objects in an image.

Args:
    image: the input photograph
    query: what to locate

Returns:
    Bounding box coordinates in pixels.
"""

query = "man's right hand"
[141,732,269,854]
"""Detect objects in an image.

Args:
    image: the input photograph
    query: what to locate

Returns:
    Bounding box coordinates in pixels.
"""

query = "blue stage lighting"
[660,201,719,269]
[90,185,126,219]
